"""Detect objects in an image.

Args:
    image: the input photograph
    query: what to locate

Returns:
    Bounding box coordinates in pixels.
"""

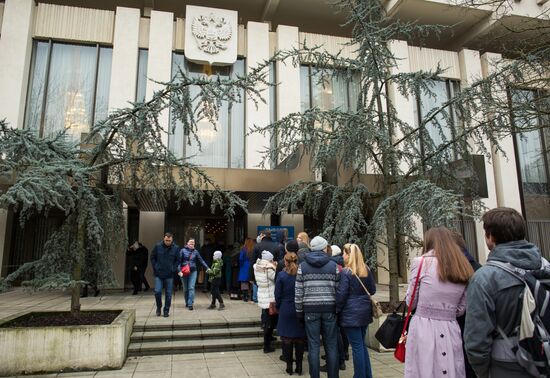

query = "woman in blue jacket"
[275,245,306,375]
[336,243,376,378]
[178,238,209,310]
[238,238,254,301]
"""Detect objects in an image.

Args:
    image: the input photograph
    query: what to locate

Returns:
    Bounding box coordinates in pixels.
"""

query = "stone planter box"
[367,313,395,353]
[0,309,135,376]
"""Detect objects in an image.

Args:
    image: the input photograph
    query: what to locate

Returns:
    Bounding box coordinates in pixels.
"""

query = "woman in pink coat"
[404,227,474,378]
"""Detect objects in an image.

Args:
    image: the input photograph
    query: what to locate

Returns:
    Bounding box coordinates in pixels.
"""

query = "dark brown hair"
[451,231,467,251]
[482,207,526,244]
[424,227,474,284]
[284,252,298,276]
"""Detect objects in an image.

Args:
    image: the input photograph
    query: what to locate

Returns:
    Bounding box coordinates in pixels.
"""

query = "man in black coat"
[150,232,180,317]
[249,229,284,281]
[136,242,150,291]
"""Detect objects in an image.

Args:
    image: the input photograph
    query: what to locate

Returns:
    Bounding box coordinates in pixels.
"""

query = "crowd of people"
[127,206,549,378]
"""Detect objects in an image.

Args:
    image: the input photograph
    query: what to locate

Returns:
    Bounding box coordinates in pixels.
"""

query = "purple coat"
[404,253,467,378]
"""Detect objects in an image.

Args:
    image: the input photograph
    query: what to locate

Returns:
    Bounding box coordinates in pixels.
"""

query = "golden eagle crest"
[191,13,232,55]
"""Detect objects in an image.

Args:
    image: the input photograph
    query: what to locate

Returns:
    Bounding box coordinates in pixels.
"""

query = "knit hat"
[331,245,342,256]
[285,240,299,253]
[213,251,222,260]
[310,236,328,251]
[261,250,274,261]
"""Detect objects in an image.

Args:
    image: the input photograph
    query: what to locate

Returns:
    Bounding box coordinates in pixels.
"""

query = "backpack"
[486,260,550,377]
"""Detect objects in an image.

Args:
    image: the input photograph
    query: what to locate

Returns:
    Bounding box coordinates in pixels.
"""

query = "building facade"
[0,0,549,288]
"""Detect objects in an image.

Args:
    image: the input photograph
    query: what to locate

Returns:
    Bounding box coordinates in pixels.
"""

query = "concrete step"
[133,319,261,332]
[131,327,264,342]
[128,337,280,356]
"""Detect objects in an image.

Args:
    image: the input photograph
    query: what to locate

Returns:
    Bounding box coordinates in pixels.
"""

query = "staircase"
[128,319,272,356]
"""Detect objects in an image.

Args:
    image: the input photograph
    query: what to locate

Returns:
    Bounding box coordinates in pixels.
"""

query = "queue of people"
[129,206,549,378]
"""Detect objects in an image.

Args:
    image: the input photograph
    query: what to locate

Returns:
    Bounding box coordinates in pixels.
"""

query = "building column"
[109,7,140,111]
[146,10,173,147]
[459,49,498,262]
[280,213,304,236]
[0,0,35,277]
[245,21,270,169]
[481,52,523,213]
[107,7,141,288]
[139,211,166,286]
[275,25,301,163]
[247,214,271,239]
[0,0,35,130]
[0,210,8,277]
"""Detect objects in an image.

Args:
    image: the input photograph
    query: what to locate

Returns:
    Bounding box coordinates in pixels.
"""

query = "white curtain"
[44,43,97,143]
[419,79,453,149]
[93,47,112,125]
[168,53,185,159]
[230,59,245,168]
[24,41,49,135]
[185,62,230,168]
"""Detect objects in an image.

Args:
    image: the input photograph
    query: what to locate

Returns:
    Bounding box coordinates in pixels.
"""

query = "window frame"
[24,39,112,139]
[414,78,461,162]
[168,52,246,169]
[509,87,550,217]
[300,64,357,112]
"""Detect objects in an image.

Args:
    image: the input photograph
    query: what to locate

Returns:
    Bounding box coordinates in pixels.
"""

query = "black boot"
[282,342,294,375]
[294,342,304,375]
[263,329,275,353]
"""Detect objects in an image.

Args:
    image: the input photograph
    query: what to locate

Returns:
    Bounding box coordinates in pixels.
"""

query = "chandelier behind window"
[64,89,88,143]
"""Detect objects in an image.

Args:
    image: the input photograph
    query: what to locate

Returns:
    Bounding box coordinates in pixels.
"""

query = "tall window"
[168,53,245,168]
[415,79,461,156]
[135,49,148,103]
[513,90,550,195]
[24,41,112,143]
[300,65,359,112]
[511,89,550,222]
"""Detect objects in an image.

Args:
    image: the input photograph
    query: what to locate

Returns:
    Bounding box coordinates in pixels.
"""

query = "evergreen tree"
[251,0,550,303]
[0,62,272,314]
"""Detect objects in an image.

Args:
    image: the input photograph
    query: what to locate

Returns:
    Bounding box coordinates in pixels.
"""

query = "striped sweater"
[295,251,340,316]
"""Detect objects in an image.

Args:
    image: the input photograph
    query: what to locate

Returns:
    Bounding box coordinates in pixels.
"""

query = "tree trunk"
[70,213,85,316]
[386,208,400,305]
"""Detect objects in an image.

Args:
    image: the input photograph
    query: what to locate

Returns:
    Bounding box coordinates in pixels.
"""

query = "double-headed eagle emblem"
[191,13,232,55]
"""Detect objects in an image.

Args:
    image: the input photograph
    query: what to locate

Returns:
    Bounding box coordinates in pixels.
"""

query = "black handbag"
[374,301,406,349]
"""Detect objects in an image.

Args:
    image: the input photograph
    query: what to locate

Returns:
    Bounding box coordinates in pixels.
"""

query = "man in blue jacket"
[150,232,180,317]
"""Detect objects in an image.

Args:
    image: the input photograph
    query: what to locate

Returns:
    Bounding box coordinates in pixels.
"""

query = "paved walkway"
[0,287,405,378]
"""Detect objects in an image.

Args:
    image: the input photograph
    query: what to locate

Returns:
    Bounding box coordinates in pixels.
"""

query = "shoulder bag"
[354,273,383,319]
[374,301,406,349]
[181,263,190,277]
[394,256,424,363]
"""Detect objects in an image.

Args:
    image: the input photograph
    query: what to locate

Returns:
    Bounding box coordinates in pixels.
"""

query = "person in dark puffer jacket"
[336,243,376,378]
[295,236,340,378]
[151,232,180,317]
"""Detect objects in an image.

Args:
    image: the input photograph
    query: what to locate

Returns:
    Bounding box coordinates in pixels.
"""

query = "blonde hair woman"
[296,232,310,263]
[336,243,376,378]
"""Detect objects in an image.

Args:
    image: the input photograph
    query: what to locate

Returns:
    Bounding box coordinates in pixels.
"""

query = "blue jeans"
[154,277,174,315]
[181,269,198,307]
[343,326,372,378]
[305,312,339,378]
[252,283,258,303]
